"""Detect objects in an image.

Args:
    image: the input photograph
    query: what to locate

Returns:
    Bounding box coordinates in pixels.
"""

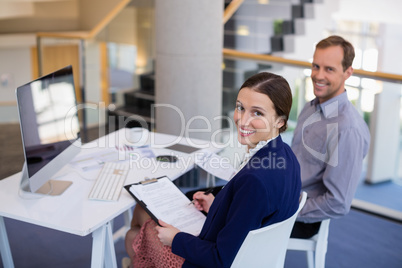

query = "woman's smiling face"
[233,87,283,150]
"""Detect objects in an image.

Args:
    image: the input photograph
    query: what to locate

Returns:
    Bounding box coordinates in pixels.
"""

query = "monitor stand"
[35,180,73,196]
[19,163,72,196]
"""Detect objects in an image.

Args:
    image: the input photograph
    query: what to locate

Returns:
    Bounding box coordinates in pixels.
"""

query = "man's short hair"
[316,35,355,71]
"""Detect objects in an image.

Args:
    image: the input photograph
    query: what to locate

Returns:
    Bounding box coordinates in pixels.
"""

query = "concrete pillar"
[366,84,401,183]
[365,23,402,183]
[154,0,223,143]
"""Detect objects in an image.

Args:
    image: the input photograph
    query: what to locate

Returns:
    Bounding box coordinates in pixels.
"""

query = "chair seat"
[287,237,316,251]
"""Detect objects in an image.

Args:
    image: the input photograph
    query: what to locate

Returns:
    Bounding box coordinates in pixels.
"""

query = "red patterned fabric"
[132,218,185,268]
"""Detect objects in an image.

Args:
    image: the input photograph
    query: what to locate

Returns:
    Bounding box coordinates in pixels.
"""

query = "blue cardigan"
[172,136,301,267]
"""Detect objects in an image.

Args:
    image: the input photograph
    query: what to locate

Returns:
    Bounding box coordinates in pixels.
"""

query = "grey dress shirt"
[291,91,370,223]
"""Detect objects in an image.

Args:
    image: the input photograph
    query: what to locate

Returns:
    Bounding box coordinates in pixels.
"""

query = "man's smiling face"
[311,45,353,103]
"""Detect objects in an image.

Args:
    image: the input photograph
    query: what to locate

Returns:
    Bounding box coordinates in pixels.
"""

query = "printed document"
[125,176,206,236]
[194,149,237,181]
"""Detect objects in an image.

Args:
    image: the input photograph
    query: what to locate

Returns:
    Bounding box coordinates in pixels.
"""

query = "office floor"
[0,123,24,180]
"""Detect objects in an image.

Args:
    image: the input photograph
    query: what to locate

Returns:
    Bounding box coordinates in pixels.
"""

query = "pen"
[188,188,214,205]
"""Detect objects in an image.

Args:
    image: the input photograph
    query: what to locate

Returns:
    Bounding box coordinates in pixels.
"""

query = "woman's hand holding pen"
[192,190,215,213]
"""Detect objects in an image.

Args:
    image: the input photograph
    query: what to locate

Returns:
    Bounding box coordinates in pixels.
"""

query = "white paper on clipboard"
[125,176,206,236]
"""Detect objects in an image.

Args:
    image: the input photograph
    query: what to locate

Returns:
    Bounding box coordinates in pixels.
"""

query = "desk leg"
[91,221,117,268]
[0,216,14,268]
[123,208,133,228]
[113,207,133,243]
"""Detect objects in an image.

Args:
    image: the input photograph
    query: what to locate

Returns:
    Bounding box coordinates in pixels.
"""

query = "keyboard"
[88,162,129,201]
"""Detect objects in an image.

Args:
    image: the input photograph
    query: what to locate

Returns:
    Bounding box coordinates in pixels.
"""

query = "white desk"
[0,128,218,268]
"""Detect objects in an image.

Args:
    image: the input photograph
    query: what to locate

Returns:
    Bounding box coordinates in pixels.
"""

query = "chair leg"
[306,250,314,268]
[315,247,327,268]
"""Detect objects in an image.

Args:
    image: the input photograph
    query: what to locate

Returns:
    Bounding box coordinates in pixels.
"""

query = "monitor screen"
[16,65,81,195]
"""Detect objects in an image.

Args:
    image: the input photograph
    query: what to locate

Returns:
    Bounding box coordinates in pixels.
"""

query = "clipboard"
[124,176,206,236]
[124,176,163,225]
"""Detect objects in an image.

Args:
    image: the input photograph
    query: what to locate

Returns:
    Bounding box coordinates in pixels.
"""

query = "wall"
[78,0,128,31]
[0,34,104,127]
[0,34,35,123]
[0,1,79,34]
[96,6,136,45]
[334,0,402,25]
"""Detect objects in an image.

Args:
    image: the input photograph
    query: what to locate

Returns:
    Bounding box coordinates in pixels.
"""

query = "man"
[290,35,371,238]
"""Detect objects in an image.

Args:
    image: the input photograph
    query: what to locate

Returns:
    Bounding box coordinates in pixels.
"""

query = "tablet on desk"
[165,144,199,154]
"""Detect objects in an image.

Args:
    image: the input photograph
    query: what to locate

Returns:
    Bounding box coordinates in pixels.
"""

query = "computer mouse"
[156,155,178,163]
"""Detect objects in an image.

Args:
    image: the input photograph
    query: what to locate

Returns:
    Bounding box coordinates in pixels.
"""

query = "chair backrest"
[231,191,307,268]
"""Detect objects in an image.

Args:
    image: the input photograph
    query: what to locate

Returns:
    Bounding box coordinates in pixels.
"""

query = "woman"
[125,72,301,268]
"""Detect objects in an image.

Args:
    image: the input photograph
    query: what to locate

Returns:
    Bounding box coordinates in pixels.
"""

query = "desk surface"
[0,129,219,236]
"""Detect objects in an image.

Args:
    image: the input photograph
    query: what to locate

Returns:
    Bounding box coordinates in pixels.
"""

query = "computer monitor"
[16,65,81,196]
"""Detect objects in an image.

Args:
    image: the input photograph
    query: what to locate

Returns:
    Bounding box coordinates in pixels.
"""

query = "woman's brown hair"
[239,72,292,133]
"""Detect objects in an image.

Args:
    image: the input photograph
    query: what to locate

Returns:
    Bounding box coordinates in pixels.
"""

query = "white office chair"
[287,219,331,268]
[231,192,307,268]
